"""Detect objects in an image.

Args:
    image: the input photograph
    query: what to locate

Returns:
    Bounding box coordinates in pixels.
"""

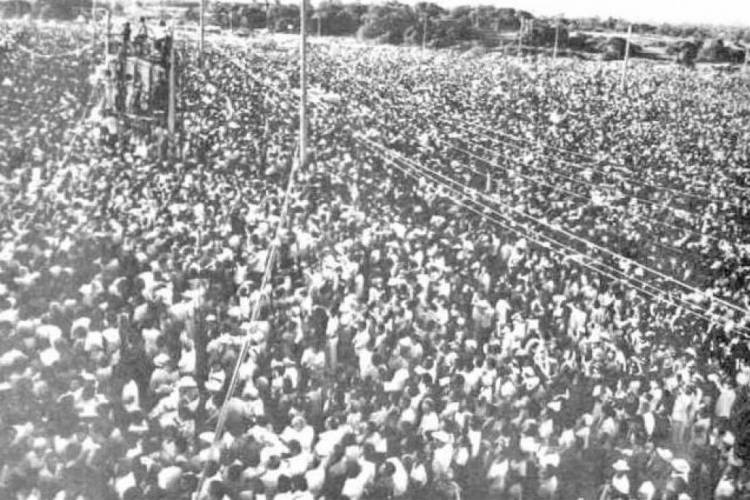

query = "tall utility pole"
[517,18,524,56]
[199,0,205,60]
[168,27,176,140]
[91,0,97,53]
[620,24,632,91]
[300,0,307,169]
[553,21,559,59]
[105,9,111,57]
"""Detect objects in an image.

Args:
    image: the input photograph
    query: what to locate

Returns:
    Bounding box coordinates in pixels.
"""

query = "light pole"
[300,0,307,169]
[620,24,632,91]
[553,22,559,59]
[199,0,205,60]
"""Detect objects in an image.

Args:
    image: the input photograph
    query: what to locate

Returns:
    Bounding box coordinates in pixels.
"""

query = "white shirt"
[305,465,325,495]
[342,476,366,500]
[495,299,511,326]
[384,368,409,392]
[386,458,409,496]
[432,443,454,477]
[715,385,736,419]
[672,392,693,423]
[418,411,439,435]
[281,425,316,452]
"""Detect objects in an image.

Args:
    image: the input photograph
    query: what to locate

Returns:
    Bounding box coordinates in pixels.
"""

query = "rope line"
[356,136,748,333]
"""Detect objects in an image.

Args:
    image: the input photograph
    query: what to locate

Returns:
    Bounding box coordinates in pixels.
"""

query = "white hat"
[540,453,560,468]
[656,448,673,462]
[128,421,149,436]
[671,458,690,476]
[205,379,223,393]
[547,401,562,413]
[158,465,183,492]
[153,353,170,368]
[39,348,60,367]
[177,376,197,390]
[524,376,540,391]
[199,432,215,445]
[36,324,62,342]
[612,459,630,472]
[432,431,451,444]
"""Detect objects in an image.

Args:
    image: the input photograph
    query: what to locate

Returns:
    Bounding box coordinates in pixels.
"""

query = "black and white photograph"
[0,0,749,498]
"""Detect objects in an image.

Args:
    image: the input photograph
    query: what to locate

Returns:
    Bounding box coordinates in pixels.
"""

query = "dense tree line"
[2,0,748,59]
[0,0,93,20]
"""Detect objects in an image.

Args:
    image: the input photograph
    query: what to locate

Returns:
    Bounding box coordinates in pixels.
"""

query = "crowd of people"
[0,21,749,500]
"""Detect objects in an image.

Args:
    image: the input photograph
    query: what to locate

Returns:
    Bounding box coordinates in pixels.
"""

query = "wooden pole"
[317,15,321,37]
[105,10,111,58]
[199,0,205,60]
[620,24,632,91]
[300,0,307,169]
[265,0,271,31]
[553,22,559,59]
[518,19,523,56]
[91,0,97,48]
[168,27,176,139]
[529,18,534,45]
[422,15,427,52]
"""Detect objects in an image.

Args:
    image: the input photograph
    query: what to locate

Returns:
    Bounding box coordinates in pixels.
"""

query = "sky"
[376,0,750,27]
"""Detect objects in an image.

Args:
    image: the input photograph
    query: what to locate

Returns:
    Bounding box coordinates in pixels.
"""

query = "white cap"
[656,448,674,462]
[177,376,197,390]
[432,431,451,444]
[671,458,690,476]
[612,459,630,472]
[153,353,170,368]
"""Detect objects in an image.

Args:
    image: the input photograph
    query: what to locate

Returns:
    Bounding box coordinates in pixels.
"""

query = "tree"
[358,2,416,44]
[237,4,268,29]
[268,2,301,33]
[0,1,32,18]
[415,1,444,18]
[314,1,359,36]
[35,0,92,20]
